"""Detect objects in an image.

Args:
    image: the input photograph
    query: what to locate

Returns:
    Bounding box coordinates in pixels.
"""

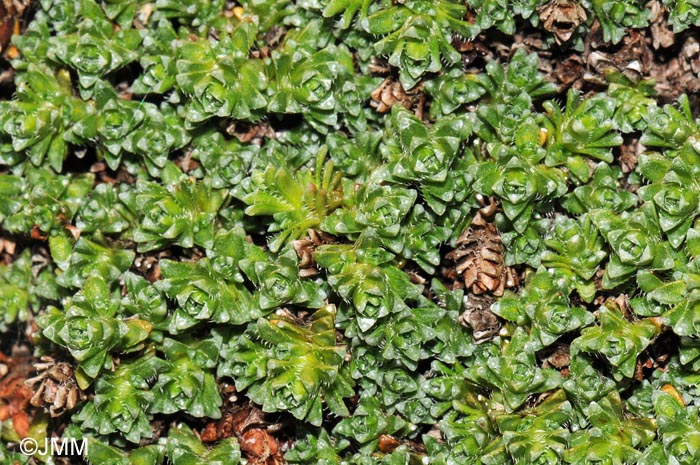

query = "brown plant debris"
[584,29,653,86]
[452,35,494,67]
[619,138,642,174]
[459,292,501,344]
[226,120,276,145]
[612,294,634,320]
[538,0,587,45]
[89,161,138,185]
[370,78,423,116]
[0,236,16,265]
[202,404,285,465]
[378,434,400,454]
[554,54,584,91]
[132,250,172,283]
[25,356,84,418]
[175,148,200,174]
[293,229,336,278]
[368,56,392,75]
[653,35,700,98]
[0,0,30,56]
[648,0,675,49]
[446,197,518,297]
[541,343,571,372]
[377,433,426,455]
[0,345,35,438]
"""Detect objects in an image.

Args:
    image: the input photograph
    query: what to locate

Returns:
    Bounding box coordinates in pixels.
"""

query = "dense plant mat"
[2,0,700,464]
